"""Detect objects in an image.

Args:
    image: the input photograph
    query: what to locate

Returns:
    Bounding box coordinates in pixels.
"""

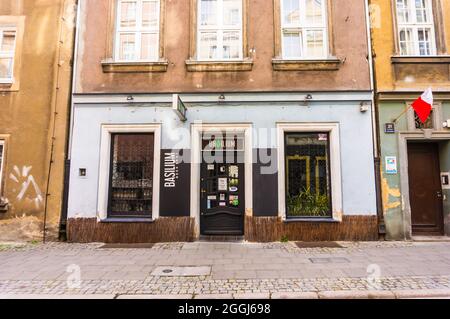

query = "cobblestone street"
[1,241,450,299]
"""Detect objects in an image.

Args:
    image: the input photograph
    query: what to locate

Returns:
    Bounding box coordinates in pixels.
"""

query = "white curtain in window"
[198,0,243,60]
[116,0,160,61]
[281,0,327,59]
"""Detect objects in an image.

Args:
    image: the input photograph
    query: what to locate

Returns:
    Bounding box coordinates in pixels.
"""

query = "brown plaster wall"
[76,0,371,93]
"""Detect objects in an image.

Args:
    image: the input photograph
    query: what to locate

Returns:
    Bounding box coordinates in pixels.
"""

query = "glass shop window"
[285,132,332,218]
[108,133,154,218]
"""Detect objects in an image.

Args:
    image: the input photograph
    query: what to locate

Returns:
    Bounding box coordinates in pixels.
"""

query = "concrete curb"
[2,289,450,299]
[318,291,396,299]
[271,292,319,299]
[116,294,193,299]
[393,289,450,299]
[0,294,116,299]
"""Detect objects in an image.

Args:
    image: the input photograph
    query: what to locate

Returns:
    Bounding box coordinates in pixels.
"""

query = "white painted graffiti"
[9,166,44,209]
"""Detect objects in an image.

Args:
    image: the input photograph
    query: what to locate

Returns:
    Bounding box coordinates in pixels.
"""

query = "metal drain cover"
[296,242,345,249]
[100,243,155,249]
[151,266,211,277]
[309,257,350,264]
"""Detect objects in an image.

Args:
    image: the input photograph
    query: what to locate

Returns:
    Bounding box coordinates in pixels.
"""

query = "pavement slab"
[0,241,449,298]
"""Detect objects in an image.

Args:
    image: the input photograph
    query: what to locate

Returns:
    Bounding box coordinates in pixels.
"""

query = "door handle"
[437,191,443,198]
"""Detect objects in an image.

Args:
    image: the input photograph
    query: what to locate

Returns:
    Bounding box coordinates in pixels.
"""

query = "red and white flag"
[412,88,433,124]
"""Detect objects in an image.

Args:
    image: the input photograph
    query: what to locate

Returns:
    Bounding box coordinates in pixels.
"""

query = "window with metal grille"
[280,0,328,59]
[115,0,160,62]
[415,109,434,129]
[0,28,16,83]
[396,0,436,56]
[285,132,332,218]
[108,133,154,218]
[197,0,243,60]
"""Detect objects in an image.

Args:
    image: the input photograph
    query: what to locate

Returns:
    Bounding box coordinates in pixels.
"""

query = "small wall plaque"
[385,123,396,134]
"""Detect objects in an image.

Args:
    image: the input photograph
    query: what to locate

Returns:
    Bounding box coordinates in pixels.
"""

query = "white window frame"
[114,0,161,62]
[97,124,161,221]
[280,0,329,60]
[0,27,17,84]
[196,0,244,61]
[277,123,342,221]
[395,0,437,56]
[0,140,5,194]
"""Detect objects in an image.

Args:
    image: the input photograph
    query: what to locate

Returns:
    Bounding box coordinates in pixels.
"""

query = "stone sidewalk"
[0,241,450,299]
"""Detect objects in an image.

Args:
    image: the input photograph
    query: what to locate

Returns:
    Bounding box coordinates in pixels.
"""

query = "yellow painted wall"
[371,0,450,91]
[0,0,76,241]
[370,0,396,91]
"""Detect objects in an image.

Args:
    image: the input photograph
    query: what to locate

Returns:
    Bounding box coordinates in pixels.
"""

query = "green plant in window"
[287,187,330,217]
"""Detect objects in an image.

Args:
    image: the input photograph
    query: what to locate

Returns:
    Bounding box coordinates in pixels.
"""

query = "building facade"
[0,0,76,241]
[371,0,450,239]
[67,0,378,243]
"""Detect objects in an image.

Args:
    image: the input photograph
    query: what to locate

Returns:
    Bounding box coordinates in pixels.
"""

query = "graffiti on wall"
[9,166,44,209]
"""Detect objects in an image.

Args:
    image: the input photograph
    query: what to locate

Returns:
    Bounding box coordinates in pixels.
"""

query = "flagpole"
[392,104,412,123]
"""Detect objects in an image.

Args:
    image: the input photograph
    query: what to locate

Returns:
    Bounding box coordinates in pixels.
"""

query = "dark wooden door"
[200,150,245,236]
[408,143,444,235]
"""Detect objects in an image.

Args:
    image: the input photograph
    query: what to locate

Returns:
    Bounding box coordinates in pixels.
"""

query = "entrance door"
[200,134,245,235]
[407,142,444,235]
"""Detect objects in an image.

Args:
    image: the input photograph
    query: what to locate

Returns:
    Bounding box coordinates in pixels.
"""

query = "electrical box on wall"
[443,120,450,128]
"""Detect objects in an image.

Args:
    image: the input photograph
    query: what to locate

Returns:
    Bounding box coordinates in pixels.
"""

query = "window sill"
[272,58,342,71]
[185,59,254,72]
[391,55,450,64]
[0,80,15,92]
[99,218,155,223]
[101,60,169,73]
[283,217,340,223]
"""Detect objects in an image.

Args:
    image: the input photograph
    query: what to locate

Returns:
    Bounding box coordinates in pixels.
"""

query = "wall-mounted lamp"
[302,94,313,106]
[360,102,369,113]
[126,95,134,102]
[218,94,226,103]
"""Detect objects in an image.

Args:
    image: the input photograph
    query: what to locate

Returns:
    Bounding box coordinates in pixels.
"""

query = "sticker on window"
[218,178,228,191]
[229,195,239,207]
[318,134,328,141]
[229,165,239,178]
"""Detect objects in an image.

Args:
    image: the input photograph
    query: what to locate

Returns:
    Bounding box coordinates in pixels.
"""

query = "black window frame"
[284,131,333,219]
[107,132,155,219]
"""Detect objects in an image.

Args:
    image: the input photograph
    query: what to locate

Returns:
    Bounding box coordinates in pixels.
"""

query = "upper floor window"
[396,0,436,56]
[281,0,328,59]
[115,0,160,62]
[197,0,243,60]
[0,28,16,83]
